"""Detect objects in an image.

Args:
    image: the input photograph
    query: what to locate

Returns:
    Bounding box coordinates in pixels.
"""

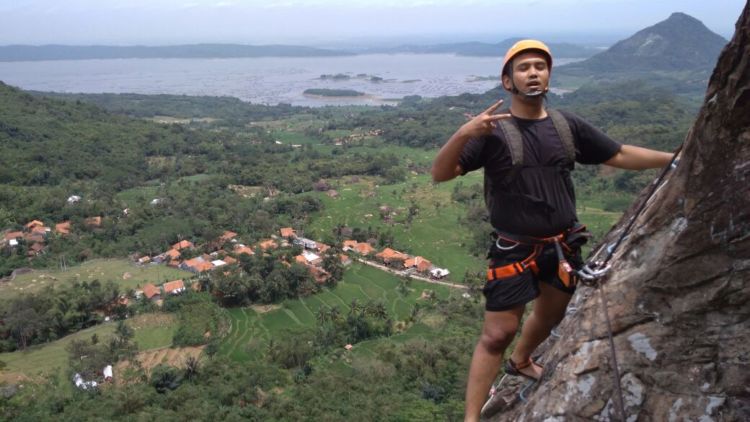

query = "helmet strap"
[507,68,547,99]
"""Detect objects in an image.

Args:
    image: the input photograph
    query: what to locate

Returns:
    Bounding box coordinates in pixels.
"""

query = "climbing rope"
[577,140,685,421]
[596,278,626,421]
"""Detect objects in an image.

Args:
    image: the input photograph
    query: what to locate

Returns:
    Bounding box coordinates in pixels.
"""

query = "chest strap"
[495,108,576,186]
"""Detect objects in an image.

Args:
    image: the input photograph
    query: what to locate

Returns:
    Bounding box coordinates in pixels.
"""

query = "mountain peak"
[667,11,701,21]
[560,12,727,73]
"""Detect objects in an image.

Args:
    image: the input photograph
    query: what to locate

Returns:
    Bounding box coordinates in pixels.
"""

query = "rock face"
[491,5,750,422]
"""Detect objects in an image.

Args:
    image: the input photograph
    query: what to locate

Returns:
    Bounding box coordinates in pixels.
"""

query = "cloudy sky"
[0,0,744,46]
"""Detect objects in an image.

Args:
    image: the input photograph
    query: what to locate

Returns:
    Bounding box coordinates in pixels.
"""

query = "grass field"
[115,174,215,204]
[0,258,193,298]
[217,262,458,362]
[115,184,160,204]
[312,141,436,167]
[0,313,177,378]
[576,207,622,250]
[273,130,319,145]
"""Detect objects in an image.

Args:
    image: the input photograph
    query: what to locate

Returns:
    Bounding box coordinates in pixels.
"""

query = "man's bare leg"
[509,282,573,379]
[464,306,525,422]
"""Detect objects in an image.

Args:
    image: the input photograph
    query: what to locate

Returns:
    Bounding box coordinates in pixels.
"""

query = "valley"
[0,11,719,417]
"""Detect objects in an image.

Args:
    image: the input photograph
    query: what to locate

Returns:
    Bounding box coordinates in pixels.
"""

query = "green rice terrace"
[0,261,462,379]
[218,262,455,362]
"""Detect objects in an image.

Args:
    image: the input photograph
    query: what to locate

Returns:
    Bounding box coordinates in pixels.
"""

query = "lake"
[0,54,581,106]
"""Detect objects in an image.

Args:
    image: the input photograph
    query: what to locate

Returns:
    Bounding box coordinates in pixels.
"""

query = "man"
[430,40,674,421]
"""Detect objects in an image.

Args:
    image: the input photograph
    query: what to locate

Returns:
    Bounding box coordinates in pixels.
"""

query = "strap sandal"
[504,357,542,382]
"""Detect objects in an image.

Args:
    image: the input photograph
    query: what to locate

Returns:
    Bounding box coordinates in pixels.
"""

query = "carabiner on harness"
[495,237,519,251]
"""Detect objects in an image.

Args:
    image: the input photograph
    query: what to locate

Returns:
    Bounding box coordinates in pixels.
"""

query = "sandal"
[504,357,543,381]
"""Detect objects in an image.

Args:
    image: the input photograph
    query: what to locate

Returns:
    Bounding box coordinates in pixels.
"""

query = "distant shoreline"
[0,42,600,62]
[0,44,354,62]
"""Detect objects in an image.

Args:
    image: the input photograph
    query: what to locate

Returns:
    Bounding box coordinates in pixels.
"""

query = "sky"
[0,0,745,47]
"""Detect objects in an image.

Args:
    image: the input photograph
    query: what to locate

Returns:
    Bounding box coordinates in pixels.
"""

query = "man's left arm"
[604,145,674,170]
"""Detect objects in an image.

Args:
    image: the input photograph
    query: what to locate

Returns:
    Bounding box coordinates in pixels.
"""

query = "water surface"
[0,54,581,106]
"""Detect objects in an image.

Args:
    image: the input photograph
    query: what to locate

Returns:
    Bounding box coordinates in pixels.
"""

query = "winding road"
[352,257,469,290]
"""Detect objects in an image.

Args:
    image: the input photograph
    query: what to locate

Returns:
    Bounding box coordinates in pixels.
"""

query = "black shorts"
[483,242,582,312]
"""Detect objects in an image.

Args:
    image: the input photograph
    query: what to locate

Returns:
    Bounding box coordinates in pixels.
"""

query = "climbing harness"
[487,223,590,289]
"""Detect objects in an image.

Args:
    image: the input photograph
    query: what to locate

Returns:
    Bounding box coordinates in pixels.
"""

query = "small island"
[319,73,351,81]
[466,75,497,82]
[303,88,366,97]
[318,73,387,83]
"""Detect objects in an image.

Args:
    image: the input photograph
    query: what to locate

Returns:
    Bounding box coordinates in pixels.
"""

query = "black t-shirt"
[458,109,621,237]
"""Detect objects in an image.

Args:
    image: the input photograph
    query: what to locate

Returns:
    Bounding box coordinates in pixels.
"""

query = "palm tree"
[315,308,329,325]
[328,306,342,323]
[367,302,388,320]
[348,299,361,316]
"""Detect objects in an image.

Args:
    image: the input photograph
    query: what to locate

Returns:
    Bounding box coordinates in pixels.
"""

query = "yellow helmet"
[501,39,552,77]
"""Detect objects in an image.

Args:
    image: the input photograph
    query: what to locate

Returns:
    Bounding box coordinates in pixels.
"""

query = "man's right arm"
[431,127,473,182]
[431,100,510,183]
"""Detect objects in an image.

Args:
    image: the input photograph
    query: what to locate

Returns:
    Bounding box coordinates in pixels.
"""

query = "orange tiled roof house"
[404,256,432,273]
[376,248,409,267]
[163,279,186,295]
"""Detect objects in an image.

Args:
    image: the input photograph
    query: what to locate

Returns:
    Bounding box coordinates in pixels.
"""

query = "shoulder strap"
[547,109,576,165]
[497,117,524,185]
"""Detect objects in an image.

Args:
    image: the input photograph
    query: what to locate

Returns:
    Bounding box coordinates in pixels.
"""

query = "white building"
[430,268,450,279]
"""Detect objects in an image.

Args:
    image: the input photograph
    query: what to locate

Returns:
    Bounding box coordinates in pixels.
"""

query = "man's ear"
[501,74,513,91]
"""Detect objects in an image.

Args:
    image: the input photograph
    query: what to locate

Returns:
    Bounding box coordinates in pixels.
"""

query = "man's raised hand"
[460,100,511,139]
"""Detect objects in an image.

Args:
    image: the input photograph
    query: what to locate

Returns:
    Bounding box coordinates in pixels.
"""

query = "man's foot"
[504,357,543,381]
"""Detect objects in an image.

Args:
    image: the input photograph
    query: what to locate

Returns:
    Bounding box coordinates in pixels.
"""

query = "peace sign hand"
[459,100,511,139]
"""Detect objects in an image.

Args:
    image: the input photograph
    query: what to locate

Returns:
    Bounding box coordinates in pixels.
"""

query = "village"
[118,226,453,303]
[1,216,454,307]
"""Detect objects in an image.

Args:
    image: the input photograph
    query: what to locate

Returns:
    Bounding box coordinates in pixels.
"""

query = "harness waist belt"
[487,225,588,287]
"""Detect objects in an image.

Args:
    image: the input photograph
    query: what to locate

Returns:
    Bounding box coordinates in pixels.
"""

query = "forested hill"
[0,81,215,191]
[0,79,412,268]
[35,91,307,121]
[0,44,353,62]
